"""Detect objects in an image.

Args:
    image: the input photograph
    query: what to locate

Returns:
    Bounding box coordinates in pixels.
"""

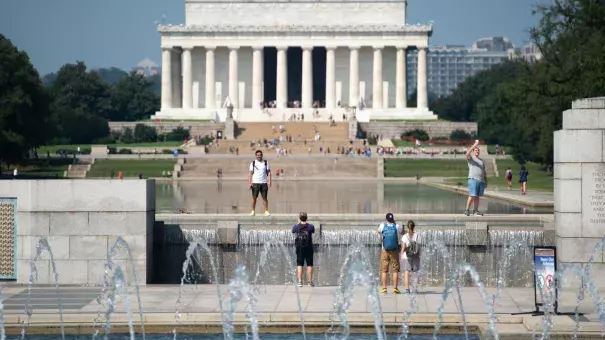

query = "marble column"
[252,46,263,109]
[396,46,407,109]
[302,46,313,108]
[372,46,383,109]
[417,47,428,110]
[171,49,182,108]
[325,46,336,109]
[276,47,288,109]
[161,47,173,111]
[348,46,359,108]
[229,46,239,108]
[205,46,216,109]
[182,47,193,109]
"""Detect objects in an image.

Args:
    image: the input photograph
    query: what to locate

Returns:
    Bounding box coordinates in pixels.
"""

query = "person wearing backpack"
[248,150,272,216]
[292,212,316,287]
[400,220,421,294]
[377,213,403,294]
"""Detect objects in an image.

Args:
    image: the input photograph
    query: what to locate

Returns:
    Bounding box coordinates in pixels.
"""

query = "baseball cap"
[386,213,395,223]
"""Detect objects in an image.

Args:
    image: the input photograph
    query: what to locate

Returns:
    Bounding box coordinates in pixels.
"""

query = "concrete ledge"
[425,182,554,208]
[562,109,605,130]
[156,213,553,224]
[571,96,605,110]
[3,312,603,339]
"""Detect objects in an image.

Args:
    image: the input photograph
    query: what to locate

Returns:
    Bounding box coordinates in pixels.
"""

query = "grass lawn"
[1,159,71,179]
[87,159,176,178]
[385,158,553,191]
[38,142,183,154]
[384,159,469,177]
[391,140,416,147]
[492,159,553,191]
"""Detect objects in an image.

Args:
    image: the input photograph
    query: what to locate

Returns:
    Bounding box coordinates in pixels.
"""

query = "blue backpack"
[381,222,399,250]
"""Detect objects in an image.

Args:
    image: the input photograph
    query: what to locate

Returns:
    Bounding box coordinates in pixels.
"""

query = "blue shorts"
[468,179,485,197]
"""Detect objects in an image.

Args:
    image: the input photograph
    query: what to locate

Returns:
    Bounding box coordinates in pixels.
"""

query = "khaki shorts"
[380,249,400,273]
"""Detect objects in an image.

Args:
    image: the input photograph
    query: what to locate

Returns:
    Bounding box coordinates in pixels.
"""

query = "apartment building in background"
[406,37,542,98]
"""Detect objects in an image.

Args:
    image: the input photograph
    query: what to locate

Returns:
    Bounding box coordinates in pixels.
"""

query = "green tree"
[110,71,160,121]
[433,61,525,122]
[49,61,111,143]
[0,34,50,165]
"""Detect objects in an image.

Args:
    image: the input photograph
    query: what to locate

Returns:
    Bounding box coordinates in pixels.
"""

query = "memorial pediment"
[184,0,411,26]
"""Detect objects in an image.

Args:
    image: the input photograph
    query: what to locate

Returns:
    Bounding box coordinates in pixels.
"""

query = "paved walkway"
[1,285,602,336]
[0,285,599,317]
[427,183,553,208]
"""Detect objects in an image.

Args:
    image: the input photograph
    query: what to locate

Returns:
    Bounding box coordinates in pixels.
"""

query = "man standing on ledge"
[248,150,271,216]
[464,140,487,216]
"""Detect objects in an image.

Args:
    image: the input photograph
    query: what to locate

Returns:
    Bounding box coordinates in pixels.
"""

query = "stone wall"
[0,180,155,285]
[108,121,225,137]
[360,121,478,139]
[554,97,605,286]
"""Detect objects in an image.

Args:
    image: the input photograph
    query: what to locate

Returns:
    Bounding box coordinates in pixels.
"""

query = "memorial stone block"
[554,97,605,288]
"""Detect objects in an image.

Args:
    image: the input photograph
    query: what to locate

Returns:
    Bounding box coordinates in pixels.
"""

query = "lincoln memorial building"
[153,0,437,122]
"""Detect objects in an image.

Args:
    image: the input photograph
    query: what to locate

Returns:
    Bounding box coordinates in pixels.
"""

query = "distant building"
[132,58,160,77]
[509,43,543,63]
[406,37,540,98]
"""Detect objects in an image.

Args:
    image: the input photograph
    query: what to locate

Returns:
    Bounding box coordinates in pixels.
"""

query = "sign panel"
[534,247,557,307]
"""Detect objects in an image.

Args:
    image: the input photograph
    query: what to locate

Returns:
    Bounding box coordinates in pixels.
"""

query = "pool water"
[156,181,550,214]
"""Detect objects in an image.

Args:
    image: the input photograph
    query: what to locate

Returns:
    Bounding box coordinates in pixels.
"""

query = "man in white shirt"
[248,150,272,216]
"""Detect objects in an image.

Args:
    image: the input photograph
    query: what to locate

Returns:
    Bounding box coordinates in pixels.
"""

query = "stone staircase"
[65,159,94,178]
[484,157,497,177]
[177,157,378,178]
[235,122,349,141]
[188,139,367,155]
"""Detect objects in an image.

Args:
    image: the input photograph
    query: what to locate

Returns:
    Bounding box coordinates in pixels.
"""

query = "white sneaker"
[249,210,255,216]
[264,210,271,216]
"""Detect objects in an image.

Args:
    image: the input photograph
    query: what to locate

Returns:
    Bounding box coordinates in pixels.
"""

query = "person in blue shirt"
[519,166,529,195]
[292,212,315,287]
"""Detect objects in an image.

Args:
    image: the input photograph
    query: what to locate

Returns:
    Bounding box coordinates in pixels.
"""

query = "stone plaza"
[153,0,438,122]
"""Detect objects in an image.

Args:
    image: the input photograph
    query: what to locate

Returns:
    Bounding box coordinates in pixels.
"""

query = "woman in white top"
[400,220,421,294]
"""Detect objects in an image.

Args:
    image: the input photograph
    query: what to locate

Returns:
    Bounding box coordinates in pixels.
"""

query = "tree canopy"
[0,34,50,165]
[0,36,161,165]
[433,0,605,165]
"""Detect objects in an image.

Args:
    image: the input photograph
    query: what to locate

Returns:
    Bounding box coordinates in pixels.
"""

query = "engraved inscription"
[586,166,605,225]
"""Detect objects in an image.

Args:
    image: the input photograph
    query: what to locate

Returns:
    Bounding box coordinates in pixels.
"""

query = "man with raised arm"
[464,140,487,216]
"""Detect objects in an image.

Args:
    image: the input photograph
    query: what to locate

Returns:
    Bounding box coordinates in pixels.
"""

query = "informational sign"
[534,247,557,308]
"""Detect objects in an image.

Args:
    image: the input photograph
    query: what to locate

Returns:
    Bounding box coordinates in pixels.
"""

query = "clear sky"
[0,0,541,75]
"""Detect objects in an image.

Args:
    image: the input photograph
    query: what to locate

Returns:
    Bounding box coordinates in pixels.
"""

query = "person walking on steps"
[378,213,403,294]
[248,150,272,216]
[292,212,315,287]
[464,140,487,216]
[400,220,421,294]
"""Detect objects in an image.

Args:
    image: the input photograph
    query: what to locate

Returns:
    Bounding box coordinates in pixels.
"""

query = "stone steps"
[187,138,367,155]
[484,157,496,177]
[65,162,93,178]
[236,122,348,140]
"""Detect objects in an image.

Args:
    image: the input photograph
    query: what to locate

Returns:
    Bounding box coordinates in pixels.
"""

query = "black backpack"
[295,224,311,248]
[251,160,269,174]
[405,233,420,258]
